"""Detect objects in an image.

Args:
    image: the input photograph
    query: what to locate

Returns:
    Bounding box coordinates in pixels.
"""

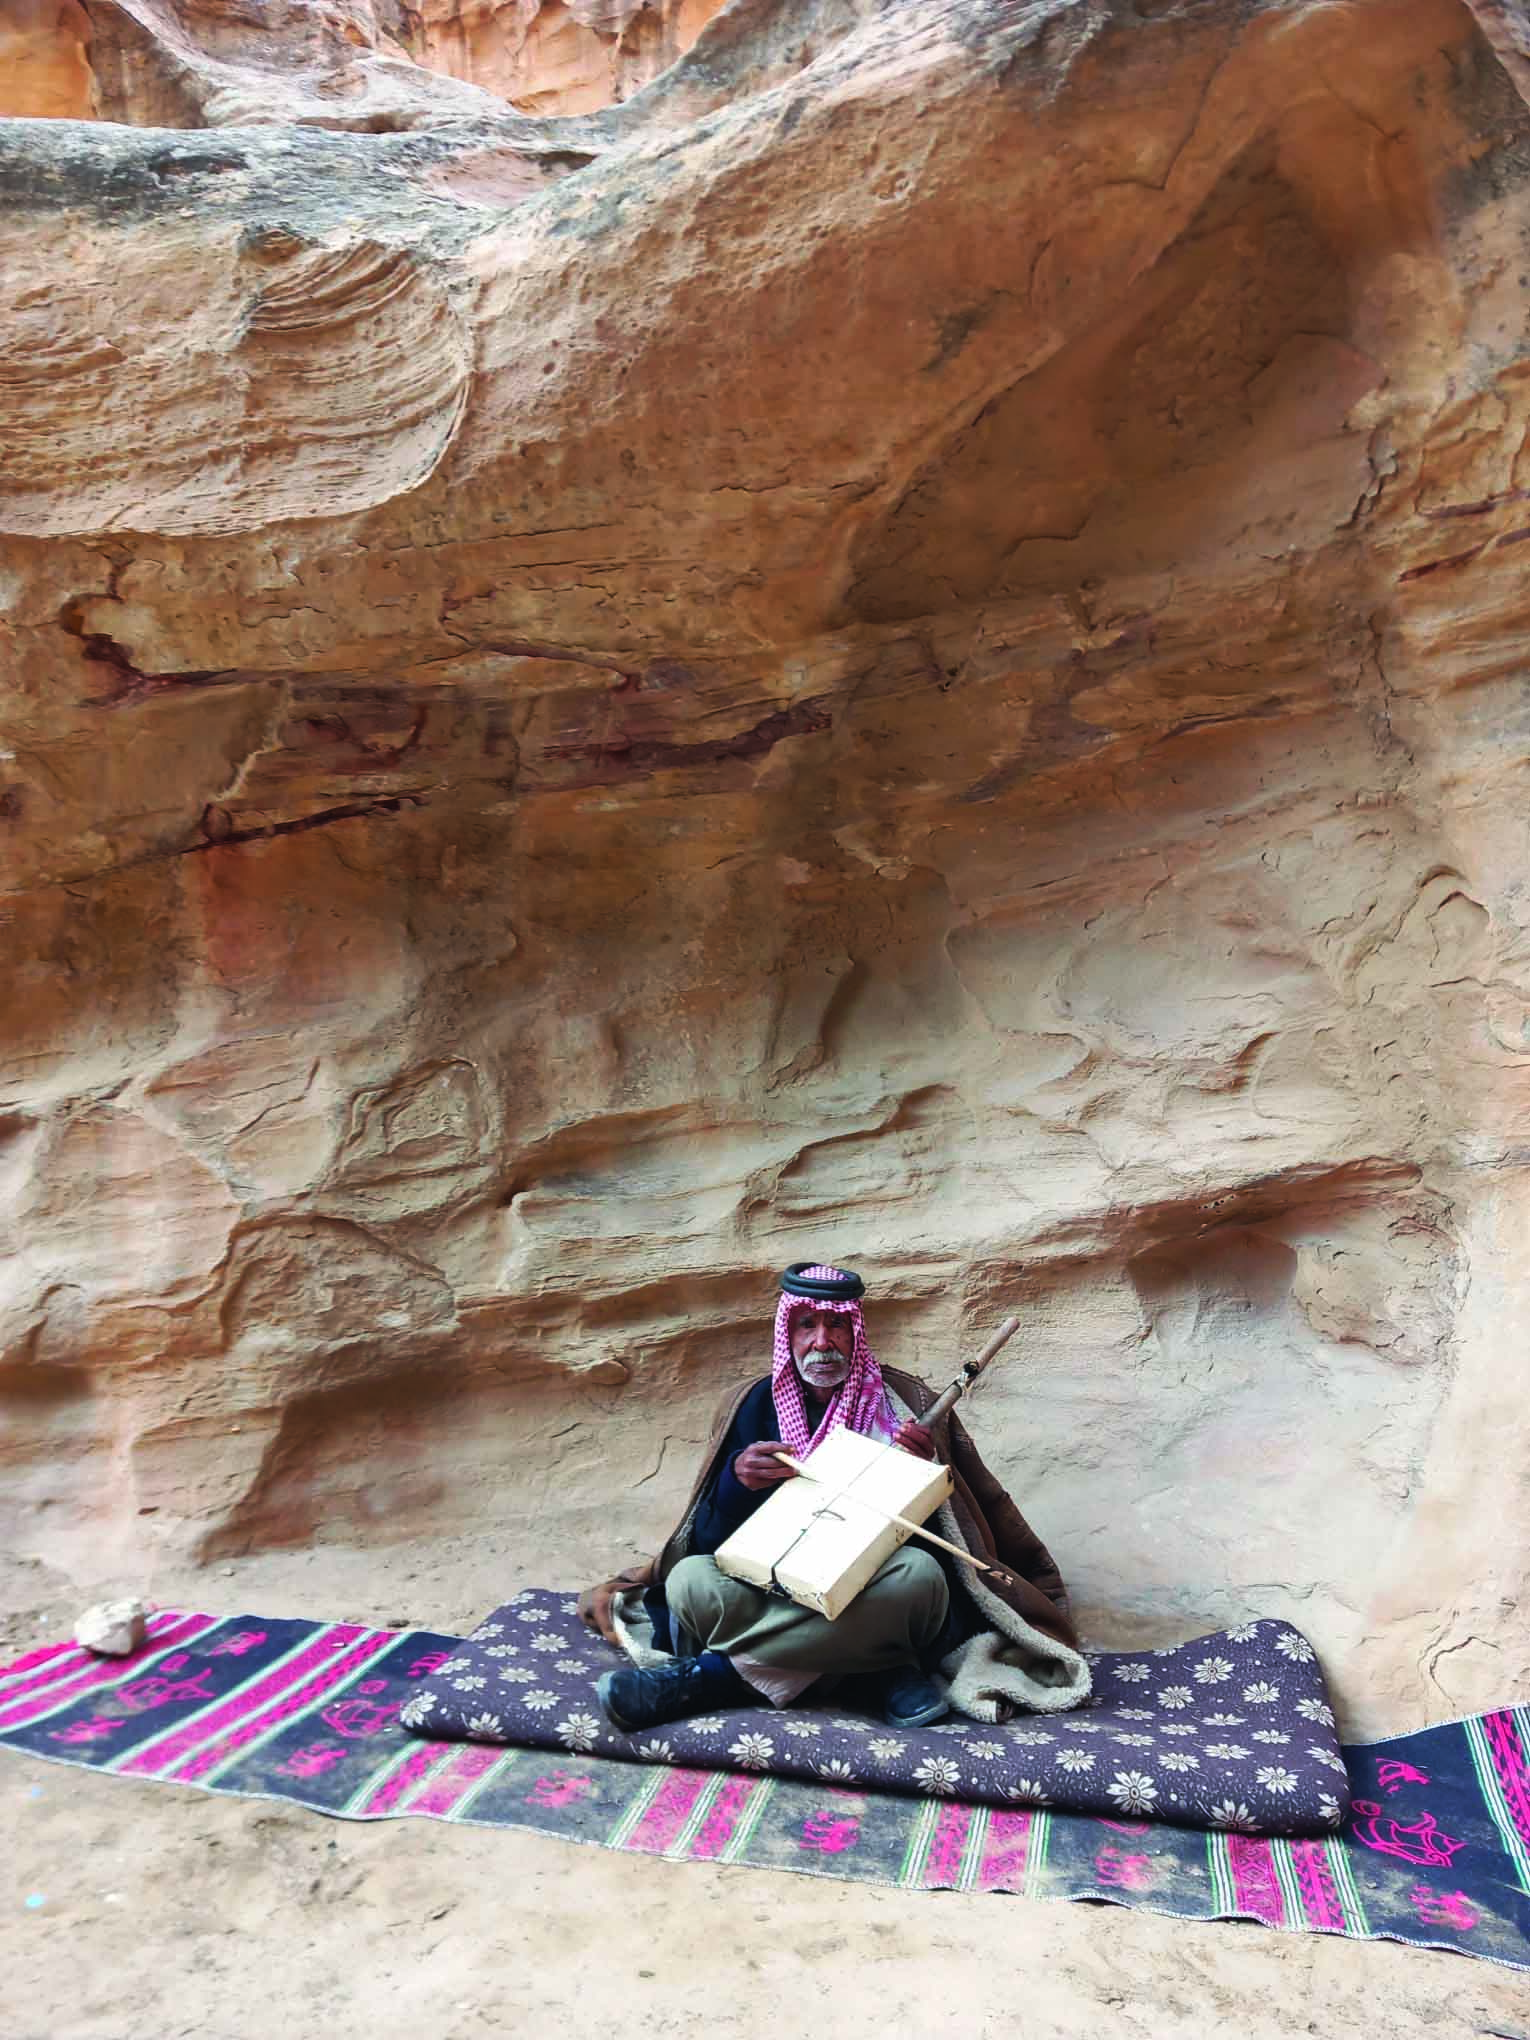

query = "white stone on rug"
[74,1600,148,1657]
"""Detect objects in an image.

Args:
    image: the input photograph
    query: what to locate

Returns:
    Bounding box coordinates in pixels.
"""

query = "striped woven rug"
[2,1607,1526,1972]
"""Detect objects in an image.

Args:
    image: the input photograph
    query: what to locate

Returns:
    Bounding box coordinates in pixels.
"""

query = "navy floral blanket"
[404,1593,1350,1836]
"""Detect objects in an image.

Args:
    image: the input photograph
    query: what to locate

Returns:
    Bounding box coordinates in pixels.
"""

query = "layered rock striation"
[2,0,1528,1732]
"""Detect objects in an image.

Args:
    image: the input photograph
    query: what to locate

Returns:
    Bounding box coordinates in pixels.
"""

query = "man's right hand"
[733,1442,799,1492]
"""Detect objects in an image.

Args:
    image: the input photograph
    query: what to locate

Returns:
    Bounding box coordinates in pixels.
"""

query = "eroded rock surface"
[405,0,726,115]
[0,0,730,126]
[2,0,1528,1735]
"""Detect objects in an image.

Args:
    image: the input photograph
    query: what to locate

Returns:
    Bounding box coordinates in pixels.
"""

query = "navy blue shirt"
[645,1377,793,1652]
[686,1377,785,1552]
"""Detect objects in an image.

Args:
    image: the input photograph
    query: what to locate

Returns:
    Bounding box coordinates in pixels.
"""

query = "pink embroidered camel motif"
[526,1771,594,1809]
[113,1667,216,1715]
[1349,1802,1465,1868]
[1409,1884,1479,1932]
[205,1631,269,1658]
[800,1813,860,1854]
[1094,1847,1153,1891]
[279,1741,348,1779]
[1375,1760,1430,1795]
[320,1696,400,1739]
[47,1715,125,1746]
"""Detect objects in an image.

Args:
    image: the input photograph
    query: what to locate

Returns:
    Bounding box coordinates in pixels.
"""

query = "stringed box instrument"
[713,1426,953,1619]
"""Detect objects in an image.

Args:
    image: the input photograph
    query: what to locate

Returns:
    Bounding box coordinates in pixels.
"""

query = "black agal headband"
[778,1263,865,1303]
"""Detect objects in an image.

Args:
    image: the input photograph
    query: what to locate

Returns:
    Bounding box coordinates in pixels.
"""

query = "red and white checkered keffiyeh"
[771,1264,898,1459]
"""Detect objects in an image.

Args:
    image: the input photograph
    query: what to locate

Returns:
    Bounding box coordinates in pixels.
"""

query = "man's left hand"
[893,1420,935,1461]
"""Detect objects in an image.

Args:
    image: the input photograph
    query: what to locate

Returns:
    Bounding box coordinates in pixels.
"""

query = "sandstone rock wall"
[404,0,727,116]
[1,0,1528,1734]
[0,0,729,125]
[0,2,96,119]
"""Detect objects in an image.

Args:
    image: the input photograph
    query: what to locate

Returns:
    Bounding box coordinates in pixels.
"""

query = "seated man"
[582,1262,1089,1735]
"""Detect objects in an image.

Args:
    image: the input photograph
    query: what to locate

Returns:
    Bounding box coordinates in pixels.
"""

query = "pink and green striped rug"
[2,1606,1526,1972]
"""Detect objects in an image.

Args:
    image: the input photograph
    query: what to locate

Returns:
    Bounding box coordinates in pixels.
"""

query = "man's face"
[790,1307,853,1393]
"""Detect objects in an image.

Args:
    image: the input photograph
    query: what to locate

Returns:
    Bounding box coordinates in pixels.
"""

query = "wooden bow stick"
[768,1308,1027,1589]
[767,1450,1020,1588]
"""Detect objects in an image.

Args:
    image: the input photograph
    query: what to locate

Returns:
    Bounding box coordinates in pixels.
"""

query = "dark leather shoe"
[854,1664,949,1728]
[596,1653,752,1733]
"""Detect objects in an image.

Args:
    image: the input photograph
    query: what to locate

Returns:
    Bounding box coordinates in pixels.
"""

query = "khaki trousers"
[666,1546,949,1677]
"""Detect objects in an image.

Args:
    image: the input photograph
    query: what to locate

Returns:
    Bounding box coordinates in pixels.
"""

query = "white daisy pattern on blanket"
[1108,1770,1158,1813]
[402,1598,1350,1836]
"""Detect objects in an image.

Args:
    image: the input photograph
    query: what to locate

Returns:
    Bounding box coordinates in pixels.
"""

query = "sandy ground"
[2,1544,1527,2040]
